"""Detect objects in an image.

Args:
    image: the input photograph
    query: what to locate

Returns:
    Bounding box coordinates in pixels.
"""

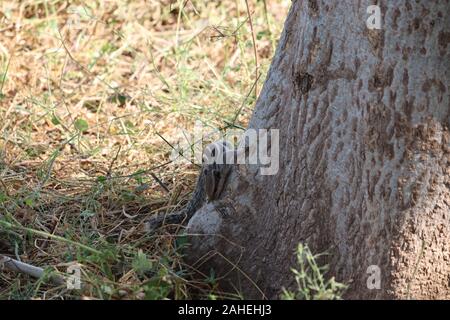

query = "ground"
[0,0,289,299]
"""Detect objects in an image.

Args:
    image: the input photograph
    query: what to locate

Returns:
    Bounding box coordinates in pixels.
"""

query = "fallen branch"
[0,254,65,286]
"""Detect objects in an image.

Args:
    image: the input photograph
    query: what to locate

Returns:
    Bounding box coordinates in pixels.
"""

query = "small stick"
[0,177,10,196]
[106,145,121,178]
[0,254,65,286]
[150,172,170,194]
[244,0,258,97]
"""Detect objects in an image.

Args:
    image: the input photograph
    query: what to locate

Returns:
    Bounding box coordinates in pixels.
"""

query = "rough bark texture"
[186,0,450,299]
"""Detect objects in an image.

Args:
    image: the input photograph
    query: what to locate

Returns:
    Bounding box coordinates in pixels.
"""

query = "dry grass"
[0,0,289,299]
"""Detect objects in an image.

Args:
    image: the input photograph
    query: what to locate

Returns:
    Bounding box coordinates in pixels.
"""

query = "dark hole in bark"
[308,0,319,16]
[296,72,314,94]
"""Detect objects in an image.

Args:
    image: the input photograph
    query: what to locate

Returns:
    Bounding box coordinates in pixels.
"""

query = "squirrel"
[145,140,234,233]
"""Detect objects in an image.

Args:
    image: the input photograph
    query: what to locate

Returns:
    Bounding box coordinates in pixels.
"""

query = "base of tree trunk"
[186,0,450,299]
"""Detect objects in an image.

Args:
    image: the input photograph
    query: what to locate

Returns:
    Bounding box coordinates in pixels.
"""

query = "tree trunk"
[186,0,450,299]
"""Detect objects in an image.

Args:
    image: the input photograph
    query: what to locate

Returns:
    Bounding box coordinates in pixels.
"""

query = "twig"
[0,177,10,197]
[109,160,174,180]
[244,0,258,97]
[150,172,170,194]
[155,131,200,167]
[106,145,121,178]
[0,254,65,286]
[261,0,274,51]
[56,28,119,93]
[232,72,261,125]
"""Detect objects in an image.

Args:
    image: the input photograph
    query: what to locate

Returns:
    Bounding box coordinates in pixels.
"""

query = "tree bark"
[186,0,450,299]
